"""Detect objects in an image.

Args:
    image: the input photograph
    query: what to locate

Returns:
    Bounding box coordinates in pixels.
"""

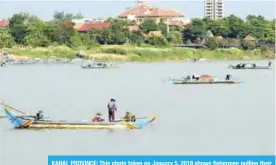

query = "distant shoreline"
[1,45,274,62]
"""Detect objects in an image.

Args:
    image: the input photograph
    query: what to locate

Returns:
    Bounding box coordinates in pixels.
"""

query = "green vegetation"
[3,44,273,61]
[0,12,275,61]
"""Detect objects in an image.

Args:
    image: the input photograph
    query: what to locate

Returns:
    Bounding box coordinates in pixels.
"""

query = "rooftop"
[0,19,9,27]
[77,22,112,32]
[118,3,184,18]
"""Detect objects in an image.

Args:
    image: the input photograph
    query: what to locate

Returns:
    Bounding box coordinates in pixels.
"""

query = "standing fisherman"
[107,98,117,122]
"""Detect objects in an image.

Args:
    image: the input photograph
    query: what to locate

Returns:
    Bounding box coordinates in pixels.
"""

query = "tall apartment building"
[204,0,224,20]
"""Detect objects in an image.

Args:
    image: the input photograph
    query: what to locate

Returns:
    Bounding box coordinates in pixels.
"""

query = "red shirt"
[92,118,104,122]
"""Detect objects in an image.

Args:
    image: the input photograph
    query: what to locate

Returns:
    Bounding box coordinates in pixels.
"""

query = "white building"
[204,0,224,20]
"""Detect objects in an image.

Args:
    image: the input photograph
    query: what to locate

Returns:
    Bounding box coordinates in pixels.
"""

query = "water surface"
[0,61,274,165]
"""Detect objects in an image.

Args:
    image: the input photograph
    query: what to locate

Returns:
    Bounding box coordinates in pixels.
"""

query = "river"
[0,61,274,165]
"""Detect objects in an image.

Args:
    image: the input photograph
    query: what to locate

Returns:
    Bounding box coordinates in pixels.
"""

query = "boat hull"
[229,65,271,69]
[1,105,156,130]
[81,65,118,69]
[169,78,242,84]
[81,62,117,69]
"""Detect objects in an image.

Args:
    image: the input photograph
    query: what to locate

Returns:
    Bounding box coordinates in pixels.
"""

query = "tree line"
[0,12,275,50]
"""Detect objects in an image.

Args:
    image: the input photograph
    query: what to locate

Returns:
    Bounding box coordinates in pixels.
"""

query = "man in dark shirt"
[107,98,117,122]
[225,74,232,81]
[35,110,44,121]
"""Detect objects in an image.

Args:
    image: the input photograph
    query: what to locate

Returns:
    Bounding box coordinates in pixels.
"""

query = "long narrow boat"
[168,77,242,85]
[81,62,117,69]
[1,105,156,130]
[229,62,272,69]
[229,65,271,69]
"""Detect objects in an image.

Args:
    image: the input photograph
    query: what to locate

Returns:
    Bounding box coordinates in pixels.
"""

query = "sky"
[0,0,275,20]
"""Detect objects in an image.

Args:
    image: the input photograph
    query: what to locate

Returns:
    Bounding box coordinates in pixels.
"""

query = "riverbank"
[1,45,275,61]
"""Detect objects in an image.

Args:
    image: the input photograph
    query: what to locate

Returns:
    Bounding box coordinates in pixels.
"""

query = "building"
[204,0,224,20]
[77,22,111,33]
[0,19,9,28]
[118,1,188,27]
[72,18,111,32]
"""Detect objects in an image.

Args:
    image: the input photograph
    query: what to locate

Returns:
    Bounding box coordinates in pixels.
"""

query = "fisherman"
[192,75,200,80]
[107,98,117,122]
[35,110,44,121]
[92,112,105,122]
[236,63,241,68]
[225,74,232,81]
[241,63,246,67]
[252,63,256,67]
[185,75,191,81]
[123,112,136,122]
[268,61,272,67]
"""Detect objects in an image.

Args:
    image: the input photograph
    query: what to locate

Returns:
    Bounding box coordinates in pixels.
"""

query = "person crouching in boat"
[92,112,104,122]
[123,112,136,122]
[35,110,44,121]
[107,98,117,122]
[192,75,200,80]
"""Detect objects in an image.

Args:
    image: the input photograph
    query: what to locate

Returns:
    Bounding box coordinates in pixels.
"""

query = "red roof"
[78,22,111,32]
[118,3,184,18]
[0,19,8,27]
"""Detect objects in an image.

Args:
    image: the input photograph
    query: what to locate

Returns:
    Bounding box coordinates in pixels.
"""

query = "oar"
[0,115,35,119]
[0,116,50,120]
[0,103,26,114]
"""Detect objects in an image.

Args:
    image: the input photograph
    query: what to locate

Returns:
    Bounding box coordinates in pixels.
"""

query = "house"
[118,2,188,28]
[72,18,111,33]
[0,19,9,28]
[77,22,111,33]
[124,25,140,32]
[243,34,256,41]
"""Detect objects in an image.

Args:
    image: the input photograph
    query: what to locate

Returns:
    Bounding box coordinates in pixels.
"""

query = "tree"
[140,19,159,33]
[226,15,246,38]
[110,20,127,44]
[167,31,183,44]
[205,37,218,50]
[128,31,144,45]
[208,18,229,37]
[183,18,206,42]
[0,29,15,48]
[158,20,168,37]
[59,21,76,46]
[8,13,29,44]
[43,21,61,43]
[23,30,49,47]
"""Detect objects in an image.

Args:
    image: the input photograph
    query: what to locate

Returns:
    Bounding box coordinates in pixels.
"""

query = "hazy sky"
[0,0,275,20]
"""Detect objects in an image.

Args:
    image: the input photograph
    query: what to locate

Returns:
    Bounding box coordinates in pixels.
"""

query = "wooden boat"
[1,105,156,130]
[168,77,242,85]
[229,62,272,69]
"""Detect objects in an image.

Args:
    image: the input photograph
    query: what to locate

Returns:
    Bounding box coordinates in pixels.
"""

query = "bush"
[241,40,256,50]
[102,48,127,55]
[205,38,218,50]
[146,36,168,47]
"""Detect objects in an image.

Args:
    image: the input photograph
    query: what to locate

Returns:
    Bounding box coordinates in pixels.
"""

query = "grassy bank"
[2,45,275,61]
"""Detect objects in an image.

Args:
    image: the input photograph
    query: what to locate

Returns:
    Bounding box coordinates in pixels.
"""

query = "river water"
[0,61,274,165]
